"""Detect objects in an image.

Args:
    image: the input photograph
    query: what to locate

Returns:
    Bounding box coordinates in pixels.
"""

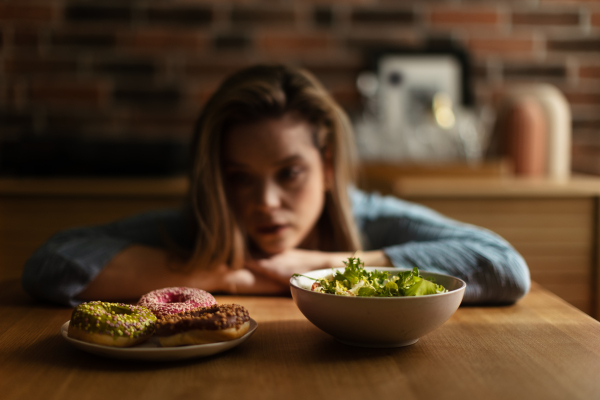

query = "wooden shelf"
[0,176,189,197]
[393,175,600,198]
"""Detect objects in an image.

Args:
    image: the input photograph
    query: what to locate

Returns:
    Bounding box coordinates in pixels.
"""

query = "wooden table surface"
[2,278,600,400]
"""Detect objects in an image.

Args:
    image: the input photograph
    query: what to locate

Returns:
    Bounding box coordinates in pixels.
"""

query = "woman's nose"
[255,179,281,210]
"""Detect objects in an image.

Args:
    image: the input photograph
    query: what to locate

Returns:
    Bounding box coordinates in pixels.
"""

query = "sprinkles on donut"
[68,301,157,347]
[138,287,217,317]
[155,304,251,347]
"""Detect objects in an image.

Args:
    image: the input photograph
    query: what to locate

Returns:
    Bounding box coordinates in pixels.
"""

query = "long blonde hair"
[188,65,362,270]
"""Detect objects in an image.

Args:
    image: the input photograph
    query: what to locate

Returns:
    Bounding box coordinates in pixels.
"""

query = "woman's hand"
[245,249,394,286]
[245,249,345,286]
[207,264,289,295]
[76,245,288,301]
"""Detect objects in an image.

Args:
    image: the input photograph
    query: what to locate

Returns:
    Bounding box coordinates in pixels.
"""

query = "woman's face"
[223,112,328,255]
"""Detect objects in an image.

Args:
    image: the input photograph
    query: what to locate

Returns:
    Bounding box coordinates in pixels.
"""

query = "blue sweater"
[22,189,530,306]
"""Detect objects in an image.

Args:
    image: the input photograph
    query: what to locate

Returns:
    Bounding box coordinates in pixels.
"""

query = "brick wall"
[1,0,599,174]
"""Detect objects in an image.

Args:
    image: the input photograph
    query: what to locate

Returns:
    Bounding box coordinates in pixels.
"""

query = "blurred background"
[2,1,600,317]
[0,0,598,176]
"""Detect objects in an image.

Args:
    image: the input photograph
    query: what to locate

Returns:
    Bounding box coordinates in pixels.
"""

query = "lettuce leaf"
[402,276,442,296]
[308,256,448,297]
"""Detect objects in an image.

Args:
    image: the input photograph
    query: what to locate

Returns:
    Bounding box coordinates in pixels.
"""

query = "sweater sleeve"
[21,209,190,307]
[351,189,530,304]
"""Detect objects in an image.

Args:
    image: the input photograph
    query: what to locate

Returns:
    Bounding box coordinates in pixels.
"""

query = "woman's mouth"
[255,224,289,235]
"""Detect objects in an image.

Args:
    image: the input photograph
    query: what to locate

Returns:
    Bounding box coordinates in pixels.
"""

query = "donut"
[154,304,251,347]
[138,287,217,317]
[68,301,157,347]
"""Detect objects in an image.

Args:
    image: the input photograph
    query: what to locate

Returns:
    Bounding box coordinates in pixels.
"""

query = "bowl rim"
[289,266,466,300]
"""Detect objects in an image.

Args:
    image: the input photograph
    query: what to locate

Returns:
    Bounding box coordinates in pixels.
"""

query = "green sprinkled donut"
[68,301,157,347]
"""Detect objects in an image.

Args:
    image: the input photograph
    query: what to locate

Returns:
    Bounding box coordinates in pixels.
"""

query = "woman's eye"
[278,166,304,182]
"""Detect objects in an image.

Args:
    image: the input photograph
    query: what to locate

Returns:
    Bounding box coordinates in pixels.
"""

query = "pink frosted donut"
[138,287,217,317]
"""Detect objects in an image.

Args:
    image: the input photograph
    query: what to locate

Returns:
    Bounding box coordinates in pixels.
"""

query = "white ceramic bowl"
[290,267,466,348]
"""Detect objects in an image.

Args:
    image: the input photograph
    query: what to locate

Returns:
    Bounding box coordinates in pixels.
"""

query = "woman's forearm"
[76,245,220,301]
[351,250,393,267]
[328,250,393,268]
[245,249,394,286]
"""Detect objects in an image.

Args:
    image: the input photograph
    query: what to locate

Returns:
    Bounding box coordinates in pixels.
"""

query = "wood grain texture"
[2,280,600,400]
[0,177,189,197]
[393,176,600,198]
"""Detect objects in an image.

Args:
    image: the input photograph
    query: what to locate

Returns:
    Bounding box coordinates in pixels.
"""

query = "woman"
[22,65,530,306]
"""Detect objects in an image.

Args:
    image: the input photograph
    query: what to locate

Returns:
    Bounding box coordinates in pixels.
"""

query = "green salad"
[295,257,447,297]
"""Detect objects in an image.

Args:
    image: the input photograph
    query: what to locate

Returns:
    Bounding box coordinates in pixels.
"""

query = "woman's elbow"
[464,250,531,305]
[21,248,76,306]
[502,252,531,303]
[21,250,50,302]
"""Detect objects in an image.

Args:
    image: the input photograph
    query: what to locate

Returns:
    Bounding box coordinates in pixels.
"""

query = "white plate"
[61,318,258,361]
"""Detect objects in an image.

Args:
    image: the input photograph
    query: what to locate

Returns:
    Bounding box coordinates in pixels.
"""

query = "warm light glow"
[433,92,456,129]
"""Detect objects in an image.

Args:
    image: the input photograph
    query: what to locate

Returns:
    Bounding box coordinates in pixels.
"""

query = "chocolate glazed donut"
[155,304,251,347]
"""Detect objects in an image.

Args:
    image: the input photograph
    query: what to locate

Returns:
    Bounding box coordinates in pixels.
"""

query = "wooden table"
[2,278,600,400]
